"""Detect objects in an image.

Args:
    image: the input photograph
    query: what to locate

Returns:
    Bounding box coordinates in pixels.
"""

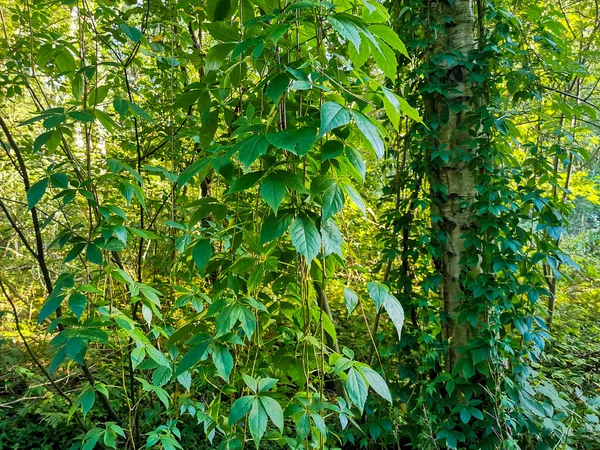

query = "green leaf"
[213,343,233,382]
[293,127,317,157]
[68,111,95,123]
[290,215,321,262]
[320,102,351,137]
[370,38,397,81]
[146,345,170,368]
[236,135,269,168]
[260,396,284,431]
[260,213,293,244]
[128,103,155,123]
[174,341,210,377]
[266,130,296,152]
[192,239,212,271]
[88,85,109,106]
[228,171,265,194]
[257,377,278,393]
[260,172,287,214]
[343,183,366,217]
[120,23,143,43]
[27,178,48,211]
[345,147,366,181]
[322,181,344,221]
[343,287,358,314]
[248,398,268,444]
[329,14,362,52]
[56,48,76,73]
[359,366,392,403]
[368,25,409,58]
[381,87,422,125]
[266,73,289,104]
[81,389,95,416]
[204,22,241,42]
[152,366,172,387]
[367,282,388,310]
[43,114,66,129]
[131,347,145,370]
[229,395,254,424]
[68,292,87,320]
[352,111,385,160]
[383,293,404,341]
[86,243,103,265]
[206,43,236,72]
[345,367,368,414]
[321,218,343,257]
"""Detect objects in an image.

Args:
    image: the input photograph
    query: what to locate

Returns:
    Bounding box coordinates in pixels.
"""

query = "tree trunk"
[425,0,478,371]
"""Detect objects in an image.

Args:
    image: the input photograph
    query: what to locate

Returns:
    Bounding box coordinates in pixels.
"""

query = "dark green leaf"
[290,215,321,262]
[27,178,48,210]
[320,102,351,137]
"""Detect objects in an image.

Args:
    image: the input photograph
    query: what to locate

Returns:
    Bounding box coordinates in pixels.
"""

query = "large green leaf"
[352,111,385,160]
[322,181,345,221]
[236,135,269,168]
[248,398,268,443]
[329,14,362,52]
[260,213,293,244]
[383,293,405,341]
[27,178,48,211]
[345,367,368,413]
[260,172,287,213]
[321,218,343,257]
[212,343,233,382]
[174,341,210,377]
[229,395,254,424]
[359,365,392,403]
[290,215,321,262]
[192,239,212,272]
[320,102,351,137]
[260,396,284,431]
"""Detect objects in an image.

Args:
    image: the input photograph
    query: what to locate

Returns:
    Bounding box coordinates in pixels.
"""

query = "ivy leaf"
[192,239,212,272]
[260,213,293,244]
[27,178,48,211]
[236,135,269,168]
[260,172,287,214]
[68,292,87,320]
[321,218,343,257]
[345,367,368,414]
[290,215,321,263]
[212,343,233,382]
[320,102,351,137]
[248,398,268,444]
[352,111,385,160]
[343,287,358,314]
[260,396,284,432]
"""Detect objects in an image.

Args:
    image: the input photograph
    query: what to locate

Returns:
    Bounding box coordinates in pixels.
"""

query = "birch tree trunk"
[425,0,478,371]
